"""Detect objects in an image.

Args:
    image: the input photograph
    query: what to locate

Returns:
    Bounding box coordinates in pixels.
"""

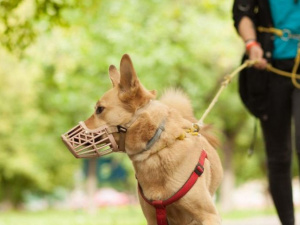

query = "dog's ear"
[118,54,156,107]
[149,90,157,97]
[119,54,139,93]
[109,65,120,87]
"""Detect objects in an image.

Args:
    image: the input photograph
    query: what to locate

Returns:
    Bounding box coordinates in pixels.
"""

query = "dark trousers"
[260,60,300,225]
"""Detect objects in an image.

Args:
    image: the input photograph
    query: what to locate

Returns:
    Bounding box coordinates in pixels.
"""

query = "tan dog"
[84,54,223,225]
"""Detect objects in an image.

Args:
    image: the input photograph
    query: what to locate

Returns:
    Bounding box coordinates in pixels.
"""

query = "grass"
[221,207,277,220]
[0,206,147,225]
[0,205,291,225]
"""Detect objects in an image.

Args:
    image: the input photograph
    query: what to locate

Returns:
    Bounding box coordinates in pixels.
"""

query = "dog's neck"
[127,101,191,160]
[127,103,197,199]
[123,100,153,129]
[127,118,166,157]
[125,100,170,158]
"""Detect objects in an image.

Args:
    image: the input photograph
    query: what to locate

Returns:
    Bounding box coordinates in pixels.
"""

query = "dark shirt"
[232,0,274,61]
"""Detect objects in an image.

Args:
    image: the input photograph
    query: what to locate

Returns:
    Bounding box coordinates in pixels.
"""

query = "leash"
[258,26,300,88]
[266,63,300,79]
[291,48,300,88]
[196,60,257,127]
[193,58,300,129]
[193,27,300,128]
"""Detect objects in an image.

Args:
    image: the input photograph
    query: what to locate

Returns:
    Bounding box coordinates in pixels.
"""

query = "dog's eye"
[96,106,105,114]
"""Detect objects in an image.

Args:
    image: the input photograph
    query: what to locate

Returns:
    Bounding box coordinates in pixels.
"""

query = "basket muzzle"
[61,121,126,159]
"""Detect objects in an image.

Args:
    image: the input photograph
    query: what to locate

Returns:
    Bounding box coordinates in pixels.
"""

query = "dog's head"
[85,54,156,130]
[61,54,156,158]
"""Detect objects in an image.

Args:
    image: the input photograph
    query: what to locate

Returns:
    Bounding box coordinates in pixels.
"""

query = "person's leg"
[260,76,295,225]
[293,88,300,177]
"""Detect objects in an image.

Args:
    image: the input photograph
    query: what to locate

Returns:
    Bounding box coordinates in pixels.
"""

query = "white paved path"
[223,213,300,225]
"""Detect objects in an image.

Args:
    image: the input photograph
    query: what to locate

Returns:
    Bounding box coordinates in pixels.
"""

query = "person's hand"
[247,42,268,70]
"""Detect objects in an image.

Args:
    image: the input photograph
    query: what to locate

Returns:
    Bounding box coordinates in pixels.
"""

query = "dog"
[65,54,223,225]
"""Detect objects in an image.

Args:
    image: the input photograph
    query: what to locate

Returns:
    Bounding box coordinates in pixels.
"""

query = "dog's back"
[160,88,219,148]
[160,88,197,123]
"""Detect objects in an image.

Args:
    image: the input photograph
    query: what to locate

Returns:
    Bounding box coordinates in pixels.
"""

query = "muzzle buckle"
[117,125,127,133]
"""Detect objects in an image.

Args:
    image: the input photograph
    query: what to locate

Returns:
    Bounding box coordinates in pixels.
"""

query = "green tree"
[1,0,276,208]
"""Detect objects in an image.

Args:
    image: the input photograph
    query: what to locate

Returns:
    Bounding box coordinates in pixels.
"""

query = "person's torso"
[268,0,300,59]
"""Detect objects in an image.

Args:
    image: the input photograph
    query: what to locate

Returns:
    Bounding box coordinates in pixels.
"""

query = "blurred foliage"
[0,0,77,54]
[1,0,298,206]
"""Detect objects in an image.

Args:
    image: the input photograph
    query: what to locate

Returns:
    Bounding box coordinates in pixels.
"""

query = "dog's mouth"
[61,121,120,158]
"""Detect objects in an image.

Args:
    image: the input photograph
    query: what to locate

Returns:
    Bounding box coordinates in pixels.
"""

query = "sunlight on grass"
[0,206,146,225]
[0,206,298,225]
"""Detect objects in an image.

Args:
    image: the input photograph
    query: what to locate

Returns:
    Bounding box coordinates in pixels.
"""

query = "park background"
[0,0,299,224]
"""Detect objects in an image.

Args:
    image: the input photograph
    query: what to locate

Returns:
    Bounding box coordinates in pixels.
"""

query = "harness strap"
[257,26,283,37]
[138,150,207,225]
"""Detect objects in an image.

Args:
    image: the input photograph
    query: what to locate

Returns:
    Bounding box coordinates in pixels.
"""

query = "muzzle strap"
[117,126,127,152]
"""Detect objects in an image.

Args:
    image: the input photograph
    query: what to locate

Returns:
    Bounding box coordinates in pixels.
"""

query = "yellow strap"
[177,133,186,140]
[257,26,300,88]
[291,48,300,88]
[257,26,283,37]
[266,64,300,79]
[177,125,202,140]
[265,48,300,88]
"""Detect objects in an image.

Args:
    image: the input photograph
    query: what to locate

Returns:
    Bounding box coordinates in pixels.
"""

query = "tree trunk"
[220,136,235,212]
[86,158,97,213]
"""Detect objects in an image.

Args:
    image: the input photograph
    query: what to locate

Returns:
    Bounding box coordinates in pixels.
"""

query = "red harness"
[138,150,207,225]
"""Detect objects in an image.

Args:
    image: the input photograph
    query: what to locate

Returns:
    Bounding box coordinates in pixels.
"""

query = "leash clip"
[281,29,291,41]
[192,122,204,132]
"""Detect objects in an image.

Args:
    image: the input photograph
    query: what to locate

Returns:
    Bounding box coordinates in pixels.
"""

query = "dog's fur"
[84,54,223,225]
